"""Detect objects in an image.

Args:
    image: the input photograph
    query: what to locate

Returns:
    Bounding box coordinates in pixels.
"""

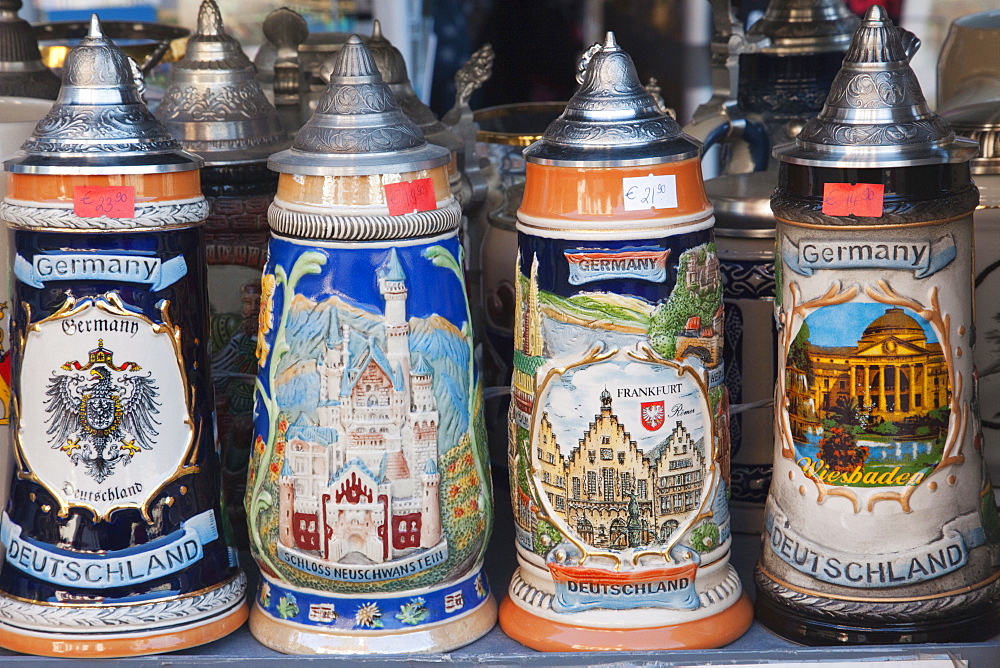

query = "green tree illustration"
[787,321,814,383]
[648,244,722,360]
[690,522,720,553]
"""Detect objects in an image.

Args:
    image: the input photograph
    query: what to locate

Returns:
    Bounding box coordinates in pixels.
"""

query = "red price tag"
[822,183,884,217]
[74,185,135,218]
[384,178,437,216]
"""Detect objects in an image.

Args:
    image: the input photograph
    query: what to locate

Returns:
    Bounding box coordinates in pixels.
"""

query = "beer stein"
[942,100,1000,506]
[156,0,289,546]
[499,33,753,651]
[739,0,859,145]
[756,6,1000,644]
[709,172,777,532]
[0,0,60,100]
[0,16,246,656]
[247,35,496,654]
[703,0,861,533]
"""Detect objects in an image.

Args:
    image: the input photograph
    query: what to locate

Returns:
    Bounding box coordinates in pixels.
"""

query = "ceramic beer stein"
[756,6,1000,644]
[0,0,60,100]
[942,100,1000,506]
[0,16,247,657]
[708,172,777,532]
[156,0,290,546]
[247,35,496,654]
[499,33,753,651]
[739,0,859,146]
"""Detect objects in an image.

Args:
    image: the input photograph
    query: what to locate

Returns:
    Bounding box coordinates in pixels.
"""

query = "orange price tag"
[74,185,135,218]
[384,178,436,216]
[822,182,884,217]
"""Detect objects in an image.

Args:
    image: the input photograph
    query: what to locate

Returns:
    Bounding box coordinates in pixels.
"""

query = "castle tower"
[378,248,410,378]
[406,353,439,481]
[525,253,544,357]
[420,458,442,548]
[278,458,295,548]
[319,307,344,426]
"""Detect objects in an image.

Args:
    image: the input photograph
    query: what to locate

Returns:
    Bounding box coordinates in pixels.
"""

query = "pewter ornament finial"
[198,0,223,37]
[453,42,494,108]
[88,13,101,39]
[864,4,886,22]
[263,7,308,52]
[576,41,603,84]
[604,31,617,48]
[372,19,383,40]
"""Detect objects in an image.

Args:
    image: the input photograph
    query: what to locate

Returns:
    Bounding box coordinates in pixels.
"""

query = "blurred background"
[19,0,998,127]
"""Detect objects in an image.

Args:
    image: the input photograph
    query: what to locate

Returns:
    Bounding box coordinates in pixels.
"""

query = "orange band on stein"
[519,158,711,222]
[6,171,203,205]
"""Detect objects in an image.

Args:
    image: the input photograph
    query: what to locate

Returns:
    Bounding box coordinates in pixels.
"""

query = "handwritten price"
[621,174,678,211]
[822,183,884,217]
[74,186,135,218]
[384,178,436,216]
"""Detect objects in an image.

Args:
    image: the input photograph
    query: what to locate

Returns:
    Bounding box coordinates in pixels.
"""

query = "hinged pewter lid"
[157,0,288,166]
[746,0,859,55]
[5,15,201,175]
[941,101,1000,175]
[365,19,461,155]
[524,32,700,167]
[773,5,979,168]
[268,35,448,177]
[0,0,60,99]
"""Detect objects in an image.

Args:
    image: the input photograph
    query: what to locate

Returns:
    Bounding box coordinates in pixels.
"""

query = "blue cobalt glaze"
[0,226,240,604]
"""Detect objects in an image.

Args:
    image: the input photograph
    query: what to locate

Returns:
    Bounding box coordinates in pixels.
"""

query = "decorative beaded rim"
[268,198,461,241]
[0,198,209,230]
[0,571,246,631]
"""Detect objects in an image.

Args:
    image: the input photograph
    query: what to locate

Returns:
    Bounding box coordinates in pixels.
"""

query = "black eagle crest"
[44,340,161,484]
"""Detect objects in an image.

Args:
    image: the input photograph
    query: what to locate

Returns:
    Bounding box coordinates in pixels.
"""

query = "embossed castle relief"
[251,240,490,595]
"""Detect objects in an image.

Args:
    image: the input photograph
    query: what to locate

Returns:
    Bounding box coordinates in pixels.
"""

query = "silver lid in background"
[524,32,700,168]
[774,6,978,168]
[268,35,448,177]
[366,19,459,153]
[706,172,777,237]
[157,0,288,166]
[5,15,201,175]
[746,0,860,55]
[941,101,1000,175]
[0,0,61,99]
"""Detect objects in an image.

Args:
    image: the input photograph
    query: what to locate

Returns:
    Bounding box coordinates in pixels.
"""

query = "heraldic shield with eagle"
[46,339,161,484]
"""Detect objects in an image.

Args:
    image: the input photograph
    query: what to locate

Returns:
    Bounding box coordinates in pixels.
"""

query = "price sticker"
[622,174,678,211]
[73,185,135,218]
[384,178,437,216]
[822,182,884,217]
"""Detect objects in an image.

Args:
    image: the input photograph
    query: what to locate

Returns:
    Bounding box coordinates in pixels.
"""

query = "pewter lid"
[365,20,460,154]
[268,34,448,177]
[706,172,777,236]
[5,15,201,175]
[774,6,979,168]
[0,0,60,99]
[941,101,1000,175]
[746,0,860,55]
[523,32,699,167]
[157,0,288,166]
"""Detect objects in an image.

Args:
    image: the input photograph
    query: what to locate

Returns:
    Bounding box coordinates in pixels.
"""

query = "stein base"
[249,594,497,654]
[0,597,248,658]
[755,584,1000,646]
[498,590,754,651]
